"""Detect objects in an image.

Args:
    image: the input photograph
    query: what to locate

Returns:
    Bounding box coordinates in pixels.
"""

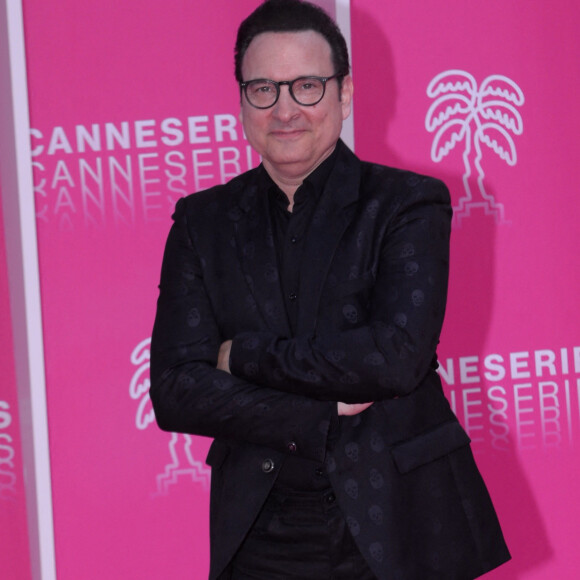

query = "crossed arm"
[151,178,451,455]
[217,340,373,416]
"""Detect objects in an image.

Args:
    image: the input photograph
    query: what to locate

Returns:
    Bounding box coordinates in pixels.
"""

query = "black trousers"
[230,486,377,580]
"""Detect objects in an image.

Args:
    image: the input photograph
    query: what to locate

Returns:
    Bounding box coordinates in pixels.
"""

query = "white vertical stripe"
[0,0,56,578]
[335,0,355,151]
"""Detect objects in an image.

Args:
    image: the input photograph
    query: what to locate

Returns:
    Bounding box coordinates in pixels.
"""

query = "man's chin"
[265,152,310,172]
[264,143,310,167]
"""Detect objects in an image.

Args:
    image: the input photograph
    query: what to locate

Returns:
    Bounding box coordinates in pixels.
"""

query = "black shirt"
[258,146,340,490]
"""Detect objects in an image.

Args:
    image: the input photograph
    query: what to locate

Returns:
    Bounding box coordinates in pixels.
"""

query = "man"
[150,1,511,578]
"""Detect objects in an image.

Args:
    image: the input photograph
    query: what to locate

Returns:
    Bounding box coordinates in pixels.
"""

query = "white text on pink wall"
[31,115,261,230]
[439,346,580,450]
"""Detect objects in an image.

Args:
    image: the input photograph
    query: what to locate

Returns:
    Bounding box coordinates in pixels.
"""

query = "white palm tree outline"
[425,70,524,224]
[129,338,211,496]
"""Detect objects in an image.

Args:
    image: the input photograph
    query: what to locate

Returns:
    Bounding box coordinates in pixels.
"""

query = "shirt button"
[325,492,336,504]
[287,441,297,453]
[261,458,275,473]
[288,292,297,301]
[315,468,324,477]
[290,236,298,244]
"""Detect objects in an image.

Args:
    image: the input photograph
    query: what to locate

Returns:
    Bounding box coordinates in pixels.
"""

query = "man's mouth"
[270,128,306,138]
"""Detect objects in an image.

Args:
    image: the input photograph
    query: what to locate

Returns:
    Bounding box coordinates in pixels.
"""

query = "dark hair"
[234,0,350,83]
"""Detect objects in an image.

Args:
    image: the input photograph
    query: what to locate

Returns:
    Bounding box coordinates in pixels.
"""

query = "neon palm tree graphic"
[425,70,524,224]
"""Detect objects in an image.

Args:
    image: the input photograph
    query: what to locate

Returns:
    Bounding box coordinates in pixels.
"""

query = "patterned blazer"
[150,141,510,579]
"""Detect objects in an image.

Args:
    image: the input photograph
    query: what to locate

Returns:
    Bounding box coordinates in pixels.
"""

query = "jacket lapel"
[233,173,292,337]
[296,142,361,336]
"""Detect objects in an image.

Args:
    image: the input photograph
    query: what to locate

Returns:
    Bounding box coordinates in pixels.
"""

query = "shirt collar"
[260,143,341,211]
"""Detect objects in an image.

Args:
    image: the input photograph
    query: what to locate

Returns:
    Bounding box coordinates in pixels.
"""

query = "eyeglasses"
[239,74,343,109]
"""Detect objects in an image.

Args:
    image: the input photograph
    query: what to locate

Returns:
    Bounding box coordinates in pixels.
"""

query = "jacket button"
[287,441,297,453]
[261,458,275,473]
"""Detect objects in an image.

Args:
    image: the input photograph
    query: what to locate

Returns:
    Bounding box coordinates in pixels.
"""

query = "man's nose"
[272,85,300,120]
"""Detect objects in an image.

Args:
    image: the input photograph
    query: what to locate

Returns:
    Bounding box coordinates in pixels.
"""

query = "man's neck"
[264,171,302,212]
[262,143,338,212]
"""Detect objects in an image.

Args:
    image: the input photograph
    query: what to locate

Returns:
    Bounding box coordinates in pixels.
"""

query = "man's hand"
[217,340,232,373]
[337,401,373,416]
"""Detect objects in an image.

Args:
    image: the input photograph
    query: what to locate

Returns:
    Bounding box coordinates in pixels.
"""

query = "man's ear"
[340,75,354,120]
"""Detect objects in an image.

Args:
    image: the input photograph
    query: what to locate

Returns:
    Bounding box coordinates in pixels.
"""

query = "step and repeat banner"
[2,0,579,578]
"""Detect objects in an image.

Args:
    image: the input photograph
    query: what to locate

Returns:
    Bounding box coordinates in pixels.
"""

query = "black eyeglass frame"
[239,73,344,109]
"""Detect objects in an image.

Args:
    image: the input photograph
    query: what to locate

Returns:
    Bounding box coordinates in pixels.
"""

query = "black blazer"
[150,141,510,579]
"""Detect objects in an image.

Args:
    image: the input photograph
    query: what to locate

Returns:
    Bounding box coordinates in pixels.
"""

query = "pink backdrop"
[0,177,31,580]
[350,3,580,578]
[1,0,579,578]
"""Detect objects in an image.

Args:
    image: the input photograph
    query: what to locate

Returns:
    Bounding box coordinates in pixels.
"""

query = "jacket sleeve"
[150,197,335,462]
[229,177,452,404]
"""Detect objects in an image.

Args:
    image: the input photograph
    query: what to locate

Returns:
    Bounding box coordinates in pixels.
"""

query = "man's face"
[240,30,353,182]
